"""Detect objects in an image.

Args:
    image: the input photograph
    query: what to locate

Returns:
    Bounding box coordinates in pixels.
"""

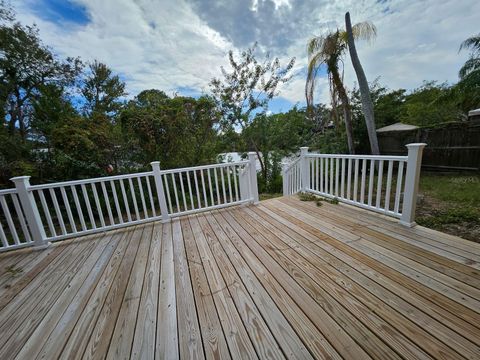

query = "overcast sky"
[15,0,480,113]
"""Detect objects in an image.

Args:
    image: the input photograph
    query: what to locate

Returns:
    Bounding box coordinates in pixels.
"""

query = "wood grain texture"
[0,196,478,359]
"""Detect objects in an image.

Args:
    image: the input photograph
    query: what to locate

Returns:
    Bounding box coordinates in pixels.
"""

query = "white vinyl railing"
[0,152,259,252]
[283,144,426,226]
[282,157,302,196]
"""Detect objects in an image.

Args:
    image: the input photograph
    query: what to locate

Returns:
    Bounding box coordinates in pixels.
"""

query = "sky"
[14,0,480,113]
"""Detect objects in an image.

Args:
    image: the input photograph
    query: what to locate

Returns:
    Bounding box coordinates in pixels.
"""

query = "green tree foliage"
[82,60,126,118]
[211,45,295,177]
[120,90,221,168]
[457,33,480,111]
[0,8,82,139]
[241,107,315,192]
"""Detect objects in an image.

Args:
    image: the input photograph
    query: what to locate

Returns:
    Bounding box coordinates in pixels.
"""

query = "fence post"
[300,147,309,192]
[10,176,49,249]
[400,143,427,227]
[248,152,259,204]
[150,162,170,222]
[282,162,289,196]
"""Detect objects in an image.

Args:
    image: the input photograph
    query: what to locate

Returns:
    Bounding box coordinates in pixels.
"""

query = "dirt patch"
[416,193,480,243]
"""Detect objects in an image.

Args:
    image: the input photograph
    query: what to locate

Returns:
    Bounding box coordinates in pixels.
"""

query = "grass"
[259,193,282,201]
[416,173,480,242]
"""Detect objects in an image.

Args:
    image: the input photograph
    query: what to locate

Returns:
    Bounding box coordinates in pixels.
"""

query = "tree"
[306,30,355,153]
[457,33,480,111]
[120,90,221,168]
[306,18,377,154]
[242,107,314,192]
[210,45,295,179]
[82,60,126,118]
[345,12,379,154]
[0,7,81,139]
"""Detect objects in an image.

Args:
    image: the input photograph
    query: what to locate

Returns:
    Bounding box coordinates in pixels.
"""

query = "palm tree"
[306,19,376,154]
[459,33,480,80]
[345,12,379,155]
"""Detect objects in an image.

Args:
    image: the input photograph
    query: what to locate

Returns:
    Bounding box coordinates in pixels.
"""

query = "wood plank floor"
[0,196,479,359]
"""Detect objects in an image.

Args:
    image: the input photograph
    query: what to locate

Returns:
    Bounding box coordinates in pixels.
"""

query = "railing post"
[248,152,259,204]
[10,176,49,249]
[150,161,170,222]
[300,147,309,192]
[400,143,427,227]
[282,162,289,196]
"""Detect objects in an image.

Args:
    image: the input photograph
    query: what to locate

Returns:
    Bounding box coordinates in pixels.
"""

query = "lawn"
[416,173,480,242]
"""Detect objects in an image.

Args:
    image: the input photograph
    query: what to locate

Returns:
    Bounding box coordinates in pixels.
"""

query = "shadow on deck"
[0,196,479,359]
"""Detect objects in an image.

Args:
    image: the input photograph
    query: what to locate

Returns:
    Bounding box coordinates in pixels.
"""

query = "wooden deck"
[0,196,479,359]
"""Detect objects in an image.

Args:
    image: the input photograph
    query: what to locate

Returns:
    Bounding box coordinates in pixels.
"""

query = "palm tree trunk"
[345,12,380,155]
[331,68,355,154]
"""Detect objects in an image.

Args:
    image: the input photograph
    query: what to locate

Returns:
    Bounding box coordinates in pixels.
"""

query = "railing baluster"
[92,183,106,228]
[329,158,334,195]
[335,158,339,196]
[347,159,352,200]
[128,178,140,220]
[315,158,319,191]
[213,168,221,205]
[220,167,227,204]
[60,187,77,233]
[186,171,194,210]
[368,160,375,206]
[207,168,214,206]
[145,176,157,217]
[394,161,405,214]
[193,170,202,209]
[81,184,96,229]
[385,160,394,212]
[0,195,20,244]
[320,158,324,193]
[179,172,188,211]
[376,160,384,209]
[226,166,233,202]
[100,182,114,225]
[360,159,367,204]
[353,159,359,202]
[324,156,329,194]
[119,179,132,222]
[38,189,56,237]
[171,173,180,213]
[200,170,208,207]
[110,180,124,224]
[341,158,345,198]
[70,185,86,231]
[163,174,173,214]
[137,177,148,219]
[49,188,67,234]
[232,166,239,202]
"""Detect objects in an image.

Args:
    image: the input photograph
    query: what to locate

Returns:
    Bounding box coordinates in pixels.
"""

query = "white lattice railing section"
[283,144,426,226]
[0,153,259,252]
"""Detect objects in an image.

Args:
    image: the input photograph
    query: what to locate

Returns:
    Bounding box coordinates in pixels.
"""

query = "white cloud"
[14,0,480,108]
[16,0,234,96]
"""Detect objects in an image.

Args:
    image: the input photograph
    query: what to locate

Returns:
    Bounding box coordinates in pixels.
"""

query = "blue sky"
[15,0,480,114]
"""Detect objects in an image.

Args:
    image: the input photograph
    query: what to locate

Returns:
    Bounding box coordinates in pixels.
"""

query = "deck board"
[0,196,479,359]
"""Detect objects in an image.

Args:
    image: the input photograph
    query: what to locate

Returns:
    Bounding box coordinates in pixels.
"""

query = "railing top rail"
[0,188,17,195]
[283,157,301,171]
[29,171,154,190]
[159,160,249,174]
[306,153,408,161]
